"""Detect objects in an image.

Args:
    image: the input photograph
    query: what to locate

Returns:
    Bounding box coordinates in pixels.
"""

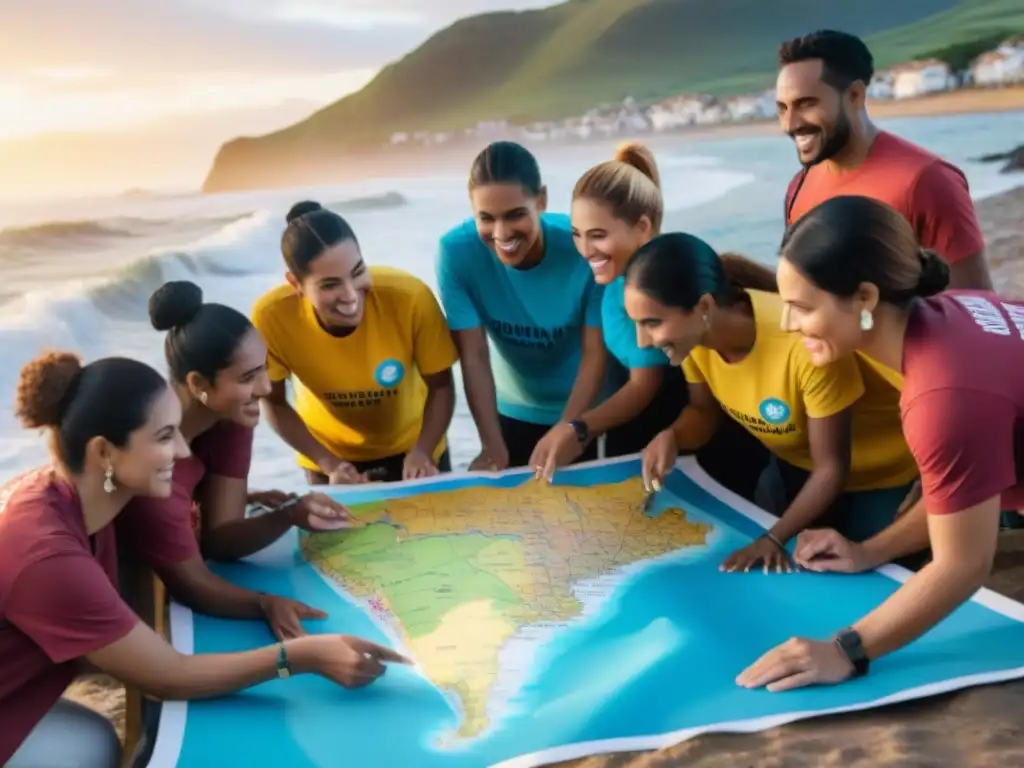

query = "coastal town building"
[972,37,1024,86]
[869,59,955,100]
[383,39,1024,149]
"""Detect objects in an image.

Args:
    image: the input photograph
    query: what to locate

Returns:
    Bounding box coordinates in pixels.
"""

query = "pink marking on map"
[368,596,389,618]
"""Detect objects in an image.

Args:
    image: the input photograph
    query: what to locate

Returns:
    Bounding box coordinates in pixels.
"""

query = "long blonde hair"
[572,142,663,234]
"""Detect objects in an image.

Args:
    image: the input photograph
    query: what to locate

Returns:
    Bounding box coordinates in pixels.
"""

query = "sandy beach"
[63,178,1024,765]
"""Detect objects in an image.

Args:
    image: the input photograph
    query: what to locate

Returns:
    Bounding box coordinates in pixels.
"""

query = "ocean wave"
[326,190,409,212]
[0,209,275,336]
[0,190,408,253]
[0,213,252,252]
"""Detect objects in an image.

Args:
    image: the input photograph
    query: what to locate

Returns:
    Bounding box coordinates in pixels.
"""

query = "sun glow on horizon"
[0,68,376,142]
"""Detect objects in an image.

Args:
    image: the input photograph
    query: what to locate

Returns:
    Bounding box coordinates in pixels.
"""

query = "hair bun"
[15,351,83,429]
[286,200,322,224]
[916,249,950,297]
[613,142,660,188]
[149,280,203,332]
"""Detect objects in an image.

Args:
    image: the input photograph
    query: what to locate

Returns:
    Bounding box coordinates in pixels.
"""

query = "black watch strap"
[834,628,869,677]
[567,419,589,444]
[276,642,292,679]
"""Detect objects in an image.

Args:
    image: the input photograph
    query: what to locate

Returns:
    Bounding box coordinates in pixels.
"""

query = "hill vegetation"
[203,0,1024,192]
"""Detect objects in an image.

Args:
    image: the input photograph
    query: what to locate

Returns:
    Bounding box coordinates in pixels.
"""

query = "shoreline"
[201,87,1024,196]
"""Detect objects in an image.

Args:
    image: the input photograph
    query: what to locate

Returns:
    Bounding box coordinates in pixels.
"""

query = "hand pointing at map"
[530,422,584,482]
[290,635,412,689]
[287,492,358,532]
[642,429,680,491]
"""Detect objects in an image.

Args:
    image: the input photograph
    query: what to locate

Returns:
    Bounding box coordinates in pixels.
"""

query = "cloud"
[0,0,420,77]
[0,0,558,77]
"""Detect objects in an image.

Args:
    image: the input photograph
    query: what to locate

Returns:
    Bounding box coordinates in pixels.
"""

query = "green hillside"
[203,0,1024,192]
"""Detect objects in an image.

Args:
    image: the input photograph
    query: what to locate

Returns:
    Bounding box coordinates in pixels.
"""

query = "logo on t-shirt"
[758,397,791,425]
[374,359,405,388]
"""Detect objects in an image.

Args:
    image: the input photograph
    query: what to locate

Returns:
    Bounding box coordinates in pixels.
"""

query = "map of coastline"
[300,476,711,742]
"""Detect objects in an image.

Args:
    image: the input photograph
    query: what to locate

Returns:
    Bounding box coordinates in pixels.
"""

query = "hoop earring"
[860,309,874,332]
[103,466,116,494]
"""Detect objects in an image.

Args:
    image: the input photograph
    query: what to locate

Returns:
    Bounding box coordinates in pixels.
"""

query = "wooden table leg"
[121,574,168,767]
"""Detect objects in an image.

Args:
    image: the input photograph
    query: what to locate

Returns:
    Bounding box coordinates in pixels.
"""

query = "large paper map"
[152,457,1024,767]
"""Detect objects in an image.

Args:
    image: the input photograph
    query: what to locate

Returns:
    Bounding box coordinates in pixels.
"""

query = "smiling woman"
[119,280,351,631]
[434,141,606,472]
[253,201,458,487]
[0,349,409,767]
[623,232,916,572]
[738,194,1024,694]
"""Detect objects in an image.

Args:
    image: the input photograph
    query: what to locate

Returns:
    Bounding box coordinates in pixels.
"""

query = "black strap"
[784,168,809,226]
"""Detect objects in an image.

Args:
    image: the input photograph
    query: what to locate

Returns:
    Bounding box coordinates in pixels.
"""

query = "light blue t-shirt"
[435,213,604,425]
[601,275,669,370]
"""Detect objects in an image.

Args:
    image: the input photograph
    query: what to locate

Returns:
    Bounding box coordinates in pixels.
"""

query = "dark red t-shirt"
[784,131,984,266]
[0,423,253,761]
[116,419,254,560]
[900,292,1024,514]
[0,469,139,763]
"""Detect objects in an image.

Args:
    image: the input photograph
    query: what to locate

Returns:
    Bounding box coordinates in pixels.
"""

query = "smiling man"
[776,30,992,291]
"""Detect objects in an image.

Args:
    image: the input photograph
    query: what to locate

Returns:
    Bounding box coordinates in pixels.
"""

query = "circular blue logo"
[758,397,791,425]
[374,359,405,388]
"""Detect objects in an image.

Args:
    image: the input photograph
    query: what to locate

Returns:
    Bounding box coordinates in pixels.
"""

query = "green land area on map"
[300,476,710,740]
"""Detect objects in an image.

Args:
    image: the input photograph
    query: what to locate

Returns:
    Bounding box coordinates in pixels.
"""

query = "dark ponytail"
[719,252,779,294]
[915,248,951,298]
[624,233,777,311]
[781,195,950,303]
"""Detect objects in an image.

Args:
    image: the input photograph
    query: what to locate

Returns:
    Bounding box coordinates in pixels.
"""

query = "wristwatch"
[276,642,292,679]
[834,628,869,677]
[567,419,589,445]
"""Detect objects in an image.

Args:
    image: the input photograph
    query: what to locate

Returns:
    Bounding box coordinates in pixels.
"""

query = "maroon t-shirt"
[901,292,1024,514]
[0,469,139,762]
[0,423,253,761]
[784,131,984,266]
[117,419,254,559]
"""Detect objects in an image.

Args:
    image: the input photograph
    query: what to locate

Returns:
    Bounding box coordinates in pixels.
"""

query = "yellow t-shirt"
[252,267,459,468]
[856,351,904,392]
[682,290,916,491]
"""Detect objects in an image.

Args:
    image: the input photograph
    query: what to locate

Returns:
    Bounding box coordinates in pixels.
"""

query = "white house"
[725,95,761,121]
[889,59,955,99]
[647,104,690,131]
[867,71,895,99]
[755,88,777,117]
[972,38,1024,86]
[645,94,717,129]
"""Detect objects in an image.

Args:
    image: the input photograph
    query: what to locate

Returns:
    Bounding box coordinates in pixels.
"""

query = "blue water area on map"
[174,459,1024,767]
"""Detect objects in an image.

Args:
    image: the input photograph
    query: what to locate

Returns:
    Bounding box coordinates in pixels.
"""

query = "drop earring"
[702,313,710,329]
[103,465,116,494]
[860,309,874,332]
[199,391,208,405]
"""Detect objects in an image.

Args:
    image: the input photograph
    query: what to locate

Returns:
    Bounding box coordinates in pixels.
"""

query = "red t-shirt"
[784,131,984,265]
[117,420,254,560]
[0,469,139,763]
[901,292,1024,515]
[0,423,253,761]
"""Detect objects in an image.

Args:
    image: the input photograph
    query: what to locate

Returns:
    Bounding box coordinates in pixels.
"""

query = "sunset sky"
[1,1,553,198]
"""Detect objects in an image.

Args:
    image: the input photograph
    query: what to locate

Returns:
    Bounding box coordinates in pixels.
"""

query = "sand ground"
[64,181,1024,766]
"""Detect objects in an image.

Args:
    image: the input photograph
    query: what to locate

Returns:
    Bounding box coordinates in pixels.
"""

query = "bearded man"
[776,29,992,290]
